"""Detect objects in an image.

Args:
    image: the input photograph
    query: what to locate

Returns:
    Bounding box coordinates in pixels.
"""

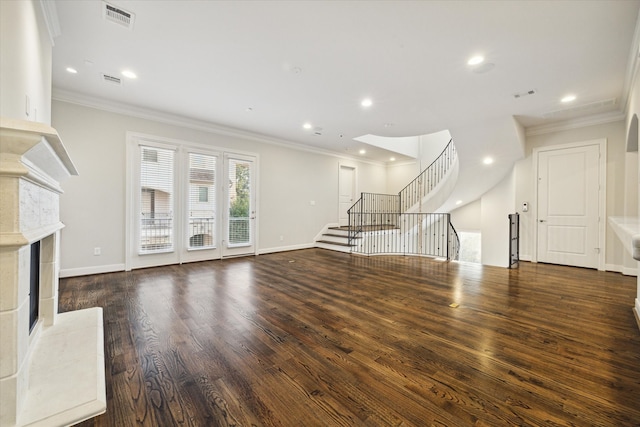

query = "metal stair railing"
[347,139,460,260]
[399,138,456,213]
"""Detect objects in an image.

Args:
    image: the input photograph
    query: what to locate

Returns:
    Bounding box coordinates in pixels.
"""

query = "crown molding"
[525,110,625,137]
[39,0,61,46]
[52,88,386,167]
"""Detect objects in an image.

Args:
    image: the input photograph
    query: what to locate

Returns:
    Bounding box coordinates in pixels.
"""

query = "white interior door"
[536,143,601,269]
[339,165,356,226]
[223,153,257,257]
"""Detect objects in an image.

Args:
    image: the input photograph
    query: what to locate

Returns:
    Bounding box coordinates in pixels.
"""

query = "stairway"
[315,226,356,253]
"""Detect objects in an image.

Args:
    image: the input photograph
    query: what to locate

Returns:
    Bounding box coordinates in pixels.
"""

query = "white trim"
[604,263,638,276]
[52,90,385,166]
[605,263,623,274]
[126,131,260,269]
[634,299,640,332]
[222,152,259,257]
[60,263,125,278]
[258,243,315,255]
[525,111,624,137]
[532,139,607,271]
[519,254,532,262]
[38,0,61,46]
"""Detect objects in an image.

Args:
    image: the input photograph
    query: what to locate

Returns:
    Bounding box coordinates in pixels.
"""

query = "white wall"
[386,161,419,194]
[450,199,481,232]
[624,54,640,322]
[52,101,387,275]
[0,0,52,124]
[481,169,516,267]
[521,121,627,270]
[418,130,451,170]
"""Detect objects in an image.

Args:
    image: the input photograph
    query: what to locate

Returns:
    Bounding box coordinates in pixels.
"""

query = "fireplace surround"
[0,117,106,426]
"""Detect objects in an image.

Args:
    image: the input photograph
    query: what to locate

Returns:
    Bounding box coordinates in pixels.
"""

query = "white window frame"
[126,132,259,271]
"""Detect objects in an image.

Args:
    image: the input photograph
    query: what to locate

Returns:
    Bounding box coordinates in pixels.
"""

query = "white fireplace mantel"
[0,117,106,427]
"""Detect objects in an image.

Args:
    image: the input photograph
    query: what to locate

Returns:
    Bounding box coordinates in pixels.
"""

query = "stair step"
[323,233,360,239]
[316,239,354,247]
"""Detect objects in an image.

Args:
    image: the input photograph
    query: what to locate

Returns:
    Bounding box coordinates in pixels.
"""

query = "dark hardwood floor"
[58,249,640,426]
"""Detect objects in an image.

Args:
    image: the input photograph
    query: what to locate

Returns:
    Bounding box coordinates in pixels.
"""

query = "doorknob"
[539,219,546,223]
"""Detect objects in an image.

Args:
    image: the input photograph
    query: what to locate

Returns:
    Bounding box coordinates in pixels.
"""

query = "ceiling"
[51,0,640,208]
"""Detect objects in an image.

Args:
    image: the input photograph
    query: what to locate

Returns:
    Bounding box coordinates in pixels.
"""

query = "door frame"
[338,162,358,226]
[531,139,606,270]
[126,132,259,271]
[222,152,259,258]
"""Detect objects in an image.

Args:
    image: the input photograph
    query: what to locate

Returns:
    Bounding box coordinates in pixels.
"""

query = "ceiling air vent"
[102,2,135,29]
[102,73,122,86]
[513,89,536,99]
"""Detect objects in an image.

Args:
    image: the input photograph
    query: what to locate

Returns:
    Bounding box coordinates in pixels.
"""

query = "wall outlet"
[93,247,101,256]
[310,200,316,206]
[279,235,284,241]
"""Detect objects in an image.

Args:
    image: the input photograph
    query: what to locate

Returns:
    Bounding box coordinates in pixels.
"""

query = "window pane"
[189,153,216,249]
[139,146,174,253]
[228,158,251,246]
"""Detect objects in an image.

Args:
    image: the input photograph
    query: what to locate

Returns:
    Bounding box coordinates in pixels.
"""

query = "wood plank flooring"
[58,249,640,426]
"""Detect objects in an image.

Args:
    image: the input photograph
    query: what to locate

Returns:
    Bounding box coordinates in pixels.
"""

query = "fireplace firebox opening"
[29,240,40,333]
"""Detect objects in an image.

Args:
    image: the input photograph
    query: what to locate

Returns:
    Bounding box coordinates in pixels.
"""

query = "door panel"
[223,154,256,257]
[537,144,599,268]
[182,150,221,263]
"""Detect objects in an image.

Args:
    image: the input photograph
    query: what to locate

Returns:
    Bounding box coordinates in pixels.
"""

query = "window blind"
[139,145,174,253]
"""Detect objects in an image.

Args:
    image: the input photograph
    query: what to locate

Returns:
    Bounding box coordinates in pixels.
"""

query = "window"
[198,187,209,203]
[142,148,158,162]
[128,132,257,269]
[139,145,174,253]
[228,158,251,245]
[188,152,216,249]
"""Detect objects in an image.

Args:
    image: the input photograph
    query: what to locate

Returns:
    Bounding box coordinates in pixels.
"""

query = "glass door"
[182,150,222,262]
[223,153,256,257]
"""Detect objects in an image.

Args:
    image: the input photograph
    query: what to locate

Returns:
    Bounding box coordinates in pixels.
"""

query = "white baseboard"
[258,243,314,255]
[606,263,623,273]
[60,263,125,278]
[605,263,638,276]
[634,299,640,332]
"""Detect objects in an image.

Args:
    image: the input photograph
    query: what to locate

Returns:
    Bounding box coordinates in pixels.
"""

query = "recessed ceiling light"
[303,123,312,129]
[561,94,576,103]
[359,149,366,154]
[121,70,137,79]
[467,55,485,66]
[456,200,462,205]
[66,67,78,74]
[389,157,396,161]
[483,157,494,165]
[361,98,373,108]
